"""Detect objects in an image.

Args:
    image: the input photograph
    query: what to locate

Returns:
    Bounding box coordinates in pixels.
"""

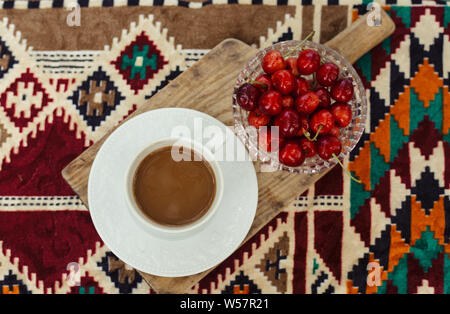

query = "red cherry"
[286,57,300,77]
[297,49,320,75]
[258,90,283,116]
[262,50,286,74]
[310,109,335,134]
[299,138,317,158]
[295,91,320,115]
[293,77,309,97]
[331,102,352,128]
[331,78,354,102]
[281,96,294,108]
[258,127,283,152]
[279,141,305,167]
[236,83,260,111]
[271,70,295,95]
[248,109,270,129]
[296,115,310,137]
[316,62,339,86]
[273,109,301,138]
[253,74,272,92]
[329,125,341,138]
[316,135,342,160]
[315,88,331,108]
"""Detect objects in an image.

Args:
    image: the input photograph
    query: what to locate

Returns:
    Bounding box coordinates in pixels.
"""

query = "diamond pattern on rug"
[410,227,443,272]
[411,8,444,51]
[411,167,444,215]
[410,59,443,109]
[409,117,442,160]
[68,67,125,130]
[111,32,168,94]
[0,69,53,131]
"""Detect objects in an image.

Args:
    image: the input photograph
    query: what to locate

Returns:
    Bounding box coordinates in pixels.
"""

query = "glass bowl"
[232,40,367,174]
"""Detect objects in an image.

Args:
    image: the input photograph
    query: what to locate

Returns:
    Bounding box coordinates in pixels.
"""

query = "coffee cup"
[125,137,224,234]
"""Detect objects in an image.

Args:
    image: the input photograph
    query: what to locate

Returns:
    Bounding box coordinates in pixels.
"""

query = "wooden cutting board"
[62,10,394,294]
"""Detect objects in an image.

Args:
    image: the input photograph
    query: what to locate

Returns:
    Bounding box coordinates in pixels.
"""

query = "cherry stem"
[282,31,315,59]
[302,128,314,141]
[332,153,362,183]
[312,73,317,90]
[310,125,323,141]
[249,80,268,89]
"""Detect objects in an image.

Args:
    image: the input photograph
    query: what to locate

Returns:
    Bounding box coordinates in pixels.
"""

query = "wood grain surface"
[62,10,395,294]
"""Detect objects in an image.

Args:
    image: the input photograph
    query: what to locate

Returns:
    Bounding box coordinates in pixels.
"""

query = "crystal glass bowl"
[232,40,367,174]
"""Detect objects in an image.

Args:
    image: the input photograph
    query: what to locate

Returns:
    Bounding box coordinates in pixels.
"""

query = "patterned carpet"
[0,0,449,294]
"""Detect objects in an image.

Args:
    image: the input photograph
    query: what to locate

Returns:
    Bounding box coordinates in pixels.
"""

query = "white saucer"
[88,108,258,277]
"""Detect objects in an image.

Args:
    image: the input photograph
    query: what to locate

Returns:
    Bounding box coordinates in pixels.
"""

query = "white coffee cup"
[124,137,224,235]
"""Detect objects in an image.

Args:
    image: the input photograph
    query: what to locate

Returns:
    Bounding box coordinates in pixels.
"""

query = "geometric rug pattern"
[347,5,450,294]
[0,1,449,293]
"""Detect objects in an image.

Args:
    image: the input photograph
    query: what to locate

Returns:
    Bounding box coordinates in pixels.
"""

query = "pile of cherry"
[236,48,354,168]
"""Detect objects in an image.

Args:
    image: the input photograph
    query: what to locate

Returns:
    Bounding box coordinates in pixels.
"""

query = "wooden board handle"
[325,8,395,64]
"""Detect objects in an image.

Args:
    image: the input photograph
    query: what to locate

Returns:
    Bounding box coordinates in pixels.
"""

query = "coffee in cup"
[131,145,217,227]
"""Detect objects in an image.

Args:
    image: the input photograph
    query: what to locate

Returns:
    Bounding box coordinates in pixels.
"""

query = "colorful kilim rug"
[0,0,449,294]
